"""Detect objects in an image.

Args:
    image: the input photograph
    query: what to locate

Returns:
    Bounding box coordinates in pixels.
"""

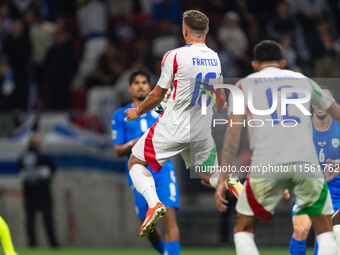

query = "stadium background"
[0,0,340,253]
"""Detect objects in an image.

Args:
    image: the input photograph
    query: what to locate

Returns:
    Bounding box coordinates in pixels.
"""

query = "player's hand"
[216,88,228,114]
[216,101,228,114]
[215,179,228,212]
[125,108,141,122]
[282,189,290,200]
[324,159,340,182]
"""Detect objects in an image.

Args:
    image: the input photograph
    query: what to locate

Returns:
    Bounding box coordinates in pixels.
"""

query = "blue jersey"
[313,120,340,208]
[112,103,175,185]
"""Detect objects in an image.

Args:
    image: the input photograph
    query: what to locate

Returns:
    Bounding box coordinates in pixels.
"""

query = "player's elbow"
[152,93,164,105]
[114,148,124,157]
[327,102,340,122]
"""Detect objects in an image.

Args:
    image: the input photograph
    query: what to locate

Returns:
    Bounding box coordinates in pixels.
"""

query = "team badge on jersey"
[332,138,339,148]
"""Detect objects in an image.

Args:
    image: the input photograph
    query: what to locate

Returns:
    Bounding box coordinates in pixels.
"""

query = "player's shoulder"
[235,68,307,89]
[248,68,306,78]
[161,47,184,66]
[333,120,340,129]
[179,44,218,55]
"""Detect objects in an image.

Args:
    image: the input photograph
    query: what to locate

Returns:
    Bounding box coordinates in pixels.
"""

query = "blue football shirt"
[313,120,340,205]
[112,103,175,185]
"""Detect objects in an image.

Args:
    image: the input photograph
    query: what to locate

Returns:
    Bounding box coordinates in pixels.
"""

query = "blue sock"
[313,239,318,255]
[289,237,306,255]
[151,238,165,254]
[166,241,180,255]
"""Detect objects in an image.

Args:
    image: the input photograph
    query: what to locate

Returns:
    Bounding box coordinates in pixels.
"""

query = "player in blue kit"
[112,71,180,255]
[289,87,340,255]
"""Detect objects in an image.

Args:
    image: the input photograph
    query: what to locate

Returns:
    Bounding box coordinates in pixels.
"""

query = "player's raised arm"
[125,86,168,122]
[125,48,175,122]
[309,79,340,122]
[327,102,340,123]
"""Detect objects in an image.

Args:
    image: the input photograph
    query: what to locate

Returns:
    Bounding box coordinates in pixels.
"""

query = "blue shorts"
[132,168,180,220]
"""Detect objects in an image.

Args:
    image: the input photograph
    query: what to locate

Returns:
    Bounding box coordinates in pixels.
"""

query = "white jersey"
[231,67,335,166]
[157,43,222,142]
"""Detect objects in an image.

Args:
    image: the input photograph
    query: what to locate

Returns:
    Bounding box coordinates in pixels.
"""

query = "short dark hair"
[129,70,151,86]
[183,10,209,37]
[253,40,284,63]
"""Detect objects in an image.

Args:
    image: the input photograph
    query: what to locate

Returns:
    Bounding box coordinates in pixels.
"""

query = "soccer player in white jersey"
[214,40,340,255]
[125,10,226,237]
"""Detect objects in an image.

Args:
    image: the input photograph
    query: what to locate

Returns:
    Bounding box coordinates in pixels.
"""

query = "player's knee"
[164,222,180,241]
[128,154,148,171]
[234,214,257,233]
[234,219,256,233]
[293,225,309,241]
[234,224,256,233]
[127,155,134,170]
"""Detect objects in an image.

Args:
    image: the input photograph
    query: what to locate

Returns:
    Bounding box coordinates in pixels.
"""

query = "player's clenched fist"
[125,108,141,122]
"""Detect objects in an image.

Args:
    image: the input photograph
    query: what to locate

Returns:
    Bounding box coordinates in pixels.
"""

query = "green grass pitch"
[12,248,314,255]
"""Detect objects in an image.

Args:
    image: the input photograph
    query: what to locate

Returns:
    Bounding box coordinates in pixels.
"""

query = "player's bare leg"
[332,210,340,251]
[140,219,165,253]
[233,213,259,255]
[162,207,180,254]
[290,214,311,255]
[292,214,312,241]
[146,224,163,243]
[162,207,180,242]
[311,215,338,254]
[128,154,166,237]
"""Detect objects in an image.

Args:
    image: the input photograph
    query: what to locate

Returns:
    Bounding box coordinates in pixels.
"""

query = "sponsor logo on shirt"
[318,141,327,147]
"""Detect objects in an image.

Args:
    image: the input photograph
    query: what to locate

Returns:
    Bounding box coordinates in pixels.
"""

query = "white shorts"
[236,162,333,221]
[132,120,217,172]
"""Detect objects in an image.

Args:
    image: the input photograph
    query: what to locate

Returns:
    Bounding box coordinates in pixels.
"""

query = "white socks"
[129,164,160,208]
[317,231,338,255]
[209,170,221,189]
[333,225,340,250]
[234,232,259,255]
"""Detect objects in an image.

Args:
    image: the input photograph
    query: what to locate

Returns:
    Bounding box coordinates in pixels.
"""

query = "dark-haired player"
[290,87,340,255]
[112,71,180,255]
[215,40,340,255]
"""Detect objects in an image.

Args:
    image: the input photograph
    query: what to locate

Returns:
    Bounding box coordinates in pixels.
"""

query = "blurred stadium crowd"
[1,0,340,136]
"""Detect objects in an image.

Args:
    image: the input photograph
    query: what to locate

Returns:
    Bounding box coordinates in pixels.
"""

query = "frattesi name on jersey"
[192,58,218,66]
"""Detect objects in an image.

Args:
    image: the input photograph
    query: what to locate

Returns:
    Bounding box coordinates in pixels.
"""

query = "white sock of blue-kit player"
[234,232,259,255]
[317,231,338,255]
[333,225,340,250]
[130,164,160,208]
